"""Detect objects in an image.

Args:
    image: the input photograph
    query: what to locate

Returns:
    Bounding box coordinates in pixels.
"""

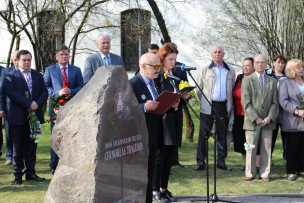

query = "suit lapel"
[67,64,73,82]
[138,74,153,100]
[290,79,302,102]
[262,76,270,101]
[16,69,30,95]
[97,52,103,67]
[252,74,262,96]
[31,70,37,95]
[55,64,63,84]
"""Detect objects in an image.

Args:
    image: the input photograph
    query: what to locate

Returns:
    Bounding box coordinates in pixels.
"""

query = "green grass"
[0,104,303,202]
[0,122,52,203]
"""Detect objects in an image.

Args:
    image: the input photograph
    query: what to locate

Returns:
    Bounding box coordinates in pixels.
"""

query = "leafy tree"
[198,0,304,65]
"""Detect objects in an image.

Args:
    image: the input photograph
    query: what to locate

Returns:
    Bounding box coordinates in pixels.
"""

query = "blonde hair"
[285,59,303,79]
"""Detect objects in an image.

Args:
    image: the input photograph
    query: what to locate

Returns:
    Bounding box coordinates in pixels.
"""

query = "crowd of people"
[0,31,303,203]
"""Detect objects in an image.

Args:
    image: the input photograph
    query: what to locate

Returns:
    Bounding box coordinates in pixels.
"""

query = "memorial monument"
[44,66,148,203]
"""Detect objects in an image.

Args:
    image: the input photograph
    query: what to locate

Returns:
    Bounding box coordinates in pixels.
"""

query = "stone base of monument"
[44,66,148,203]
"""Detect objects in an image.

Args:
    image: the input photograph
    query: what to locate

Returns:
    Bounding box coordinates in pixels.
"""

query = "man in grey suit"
[83,32,124,84]
[0,50,19,165]
[44,45,83,174]
[242,54,279,181]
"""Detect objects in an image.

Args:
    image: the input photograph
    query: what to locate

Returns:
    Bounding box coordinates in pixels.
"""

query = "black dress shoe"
[153,193,168,202]
[217,164,232,171]
[195,165,205,171]
[171,162,184,168]
[161,190,177,202]
[50,168,55,175]
[26,174,46,181]
[12,178,22,185]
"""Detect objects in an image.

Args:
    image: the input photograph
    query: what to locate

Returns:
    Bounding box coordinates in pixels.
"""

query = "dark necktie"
[104,56,110,66]
[25,72,32,93]
[149,80,159,100]
[62,67,68,88]
[259,75,263,94]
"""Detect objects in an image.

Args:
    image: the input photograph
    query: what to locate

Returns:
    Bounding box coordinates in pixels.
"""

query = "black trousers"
[285,131,304,174]
[271,123,287,159]
[146,138,158,203]
[153,145,174,191]
[50,121,59,170]
[11,125,37,178]
[0,118,2,154]
[197,102,228,166]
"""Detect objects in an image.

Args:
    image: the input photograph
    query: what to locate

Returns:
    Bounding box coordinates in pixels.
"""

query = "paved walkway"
[172,193,304,203]
[153,190,304,203]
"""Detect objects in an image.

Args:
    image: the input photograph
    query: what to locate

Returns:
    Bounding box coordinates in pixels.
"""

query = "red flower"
[59,99,66,105]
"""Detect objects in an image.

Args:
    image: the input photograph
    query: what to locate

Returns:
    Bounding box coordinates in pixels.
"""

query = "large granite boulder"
[44,66,148,203]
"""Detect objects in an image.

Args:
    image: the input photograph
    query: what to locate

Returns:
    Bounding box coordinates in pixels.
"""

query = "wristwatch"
[295,110,299,115]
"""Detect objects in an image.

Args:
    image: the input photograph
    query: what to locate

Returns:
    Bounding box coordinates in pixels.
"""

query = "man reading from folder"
[129,53,162,203]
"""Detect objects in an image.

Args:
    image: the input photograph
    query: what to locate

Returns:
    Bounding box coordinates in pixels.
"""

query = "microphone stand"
[183,70,239,203]
[167,78,222,203]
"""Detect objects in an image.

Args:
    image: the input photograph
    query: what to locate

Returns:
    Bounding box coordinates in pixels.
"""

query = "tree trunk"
[146,0,171,43]
[182,104,194,141]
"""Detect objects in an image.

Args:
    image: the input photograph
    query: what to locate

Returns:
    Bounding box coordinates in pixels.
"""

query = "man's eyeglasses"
[145,63,162,70]
[255,61,267,64]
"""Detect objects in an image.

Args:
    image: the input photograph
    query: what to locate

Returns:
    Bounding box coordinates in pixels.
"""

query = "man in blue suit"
[5,50,48,185]
[44,45,83,174]
[83,32,124,84]
[0,50,19,165]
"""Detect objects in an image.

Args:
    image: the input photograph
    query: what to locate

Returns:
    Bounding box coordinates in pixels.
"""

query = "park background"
[0,103,303,202]
[0,0,304,202]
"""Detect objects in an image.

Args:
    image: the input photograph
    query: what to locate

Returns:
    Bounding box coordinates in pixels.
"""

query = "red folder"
[150,90,181,115]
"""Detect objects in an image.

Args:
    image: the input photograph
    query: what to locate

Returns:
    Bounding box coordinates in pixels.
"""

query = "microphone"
[175,63,197,71]
[165,73,181,81]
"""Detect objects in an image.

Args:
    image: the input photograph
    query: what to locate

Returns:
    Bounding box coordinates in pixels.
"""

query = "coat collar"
[208,60,230,70]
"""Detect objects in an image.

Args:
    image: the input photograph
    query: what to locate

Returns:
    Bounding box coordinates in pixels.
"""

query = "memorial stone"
[44,66,148,203]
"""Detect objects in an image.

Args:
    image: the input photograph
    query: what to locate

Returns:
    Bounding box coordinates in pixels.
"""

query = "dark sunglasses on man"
[145,63,162,70]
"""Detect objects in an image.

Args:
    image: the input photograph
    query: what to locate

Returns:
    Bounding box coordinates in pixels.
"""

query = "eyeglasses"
[145,63,162,70]
[255,61,267,64]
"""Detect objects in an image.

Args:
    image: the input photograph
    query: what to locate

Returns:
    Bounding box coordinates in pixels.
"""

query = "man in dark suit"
[44,45,83,174]
[5,50,48,185]
[83,32,124,84]
[0,50,19,165]
[129,53,164,203]
[0,65,4,158]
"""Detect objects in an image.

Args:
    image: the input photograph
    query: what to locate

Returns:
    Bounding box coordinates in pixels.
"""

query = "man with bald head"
[129,53,163,203]
[0,50,19,165]
[242,54,278,181]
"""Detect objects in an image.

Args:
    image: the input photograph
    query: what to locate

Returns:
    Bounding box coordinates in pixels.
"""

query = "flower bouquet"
[50,94,73,121]
[25,91,42,143]
[244,124,264,152]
